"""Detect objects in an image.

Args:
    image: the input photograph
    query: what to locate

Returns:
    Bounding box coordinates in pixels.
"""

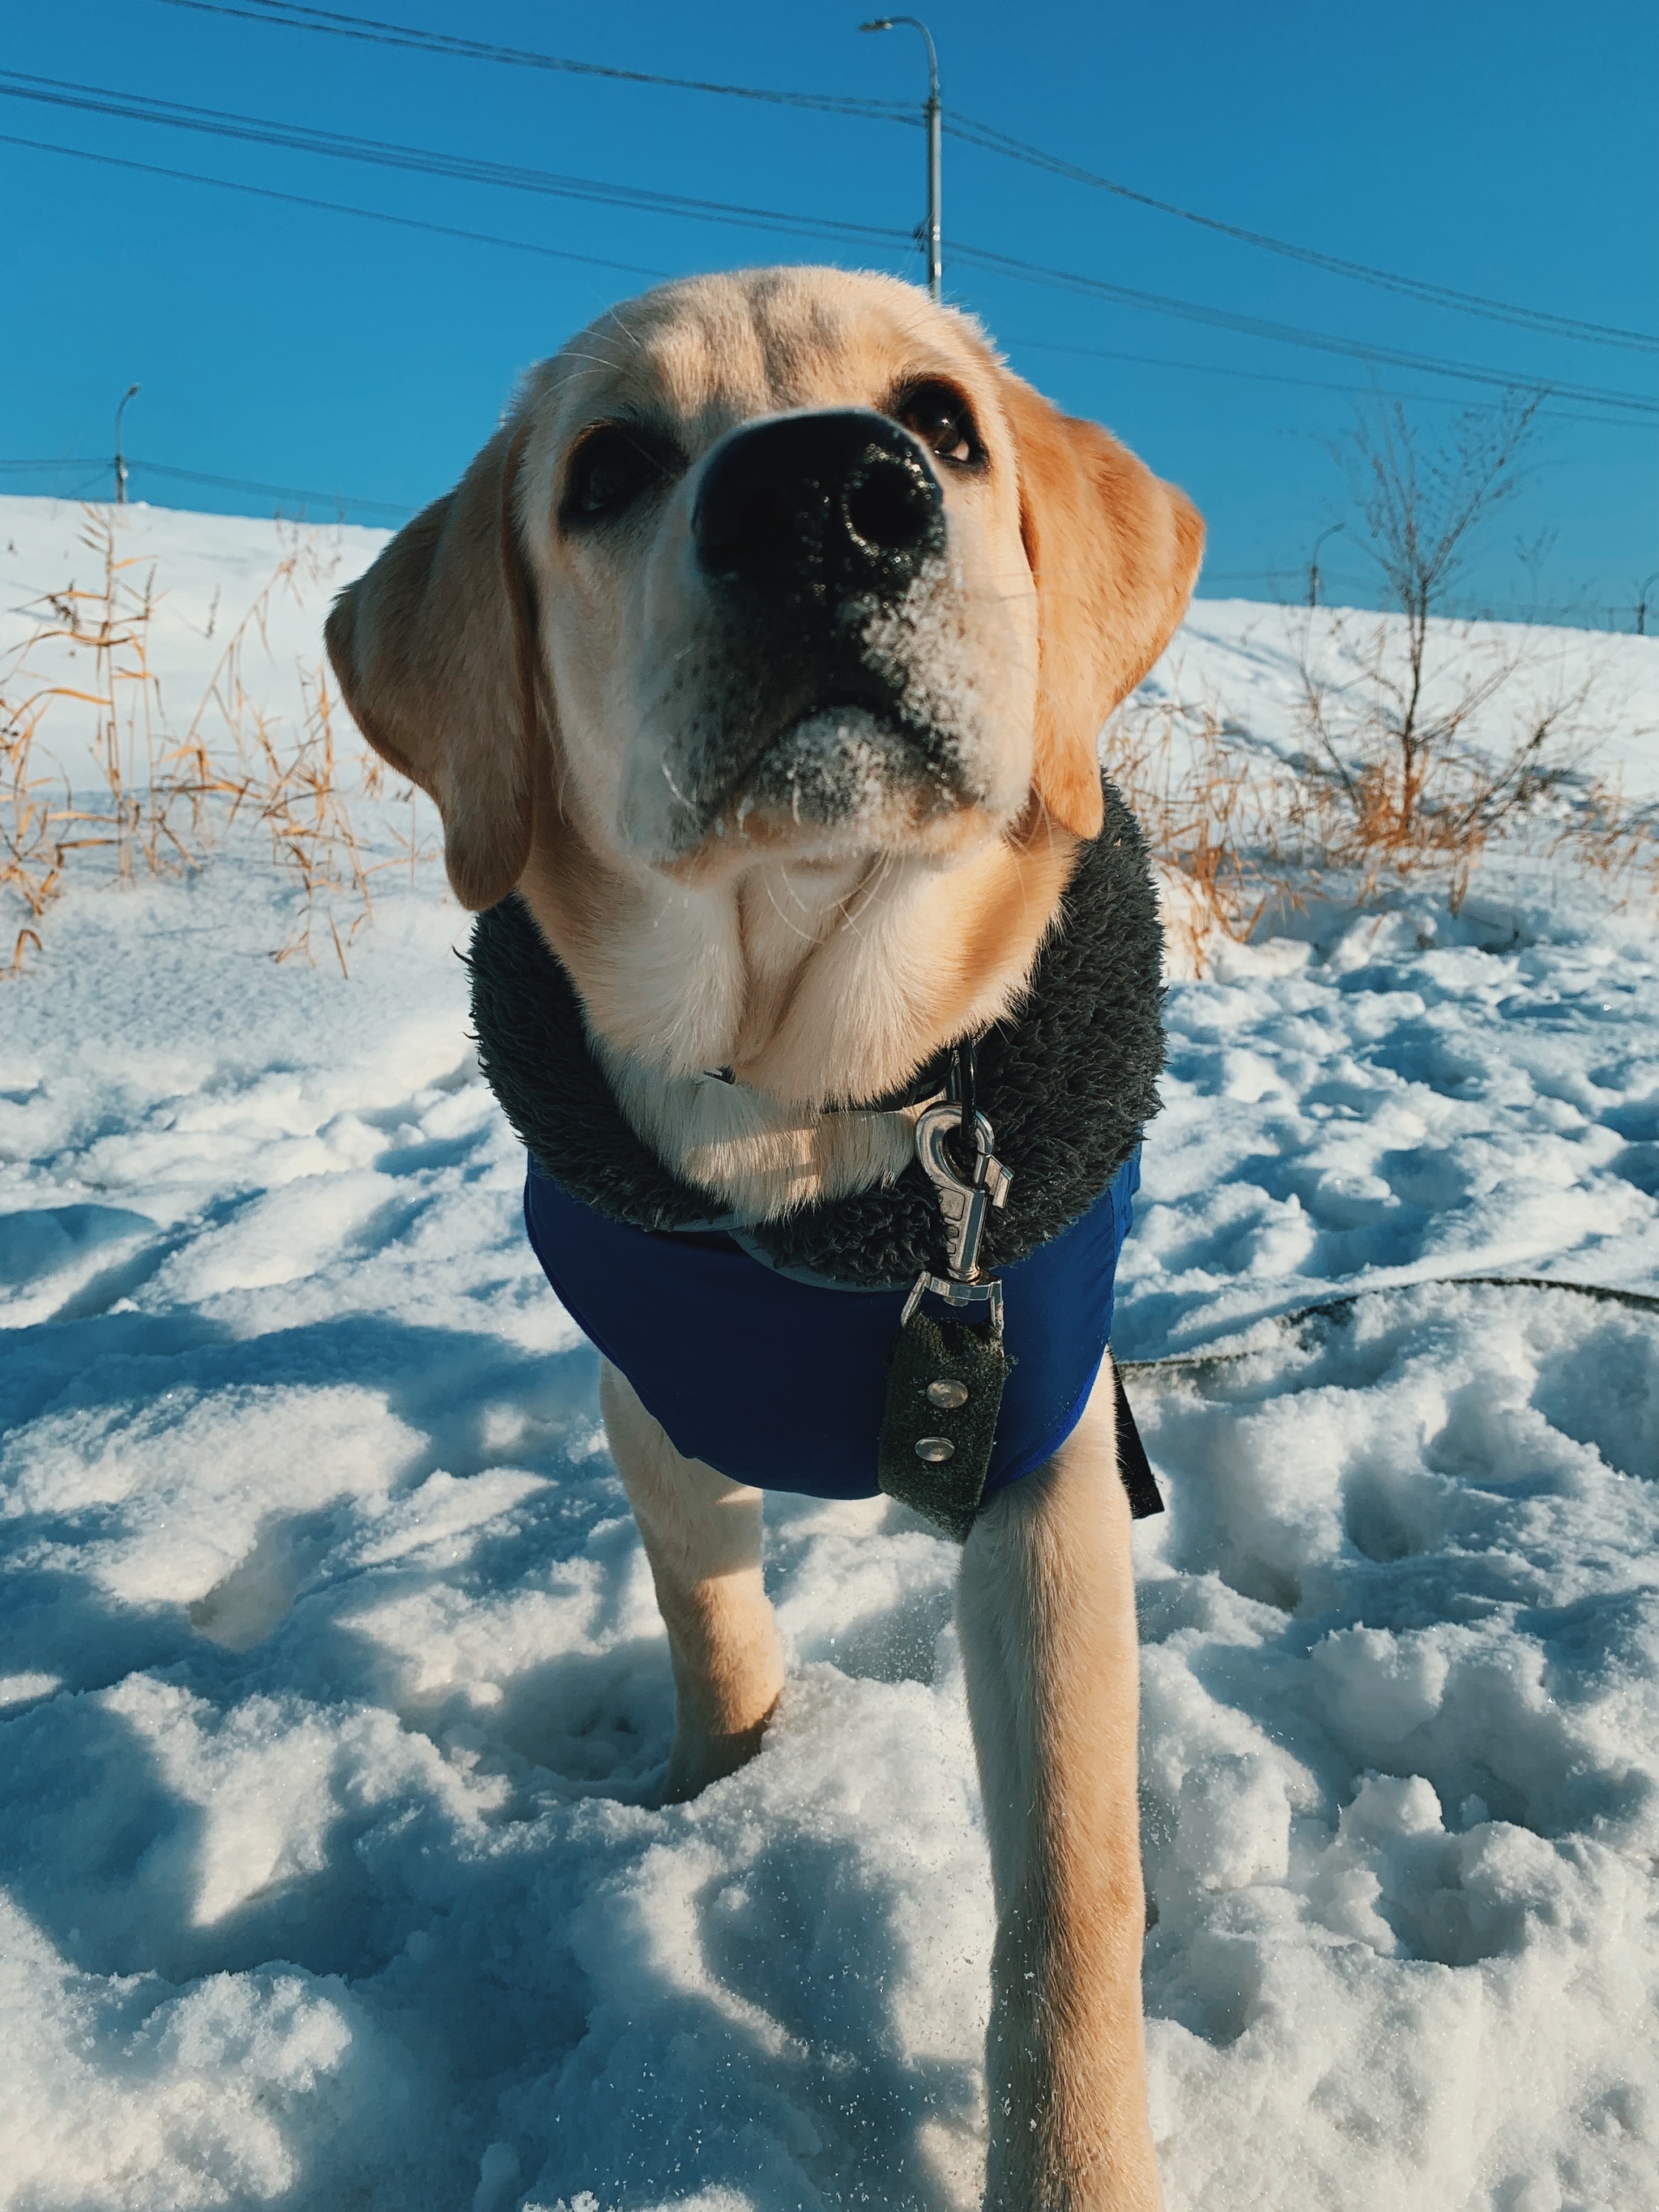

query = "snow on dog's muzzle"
[619,401,1030,870]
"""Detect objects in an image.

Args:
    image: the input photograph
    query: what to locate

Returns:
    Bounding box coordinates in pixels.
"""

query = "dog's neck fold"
[514,774,1077,1219]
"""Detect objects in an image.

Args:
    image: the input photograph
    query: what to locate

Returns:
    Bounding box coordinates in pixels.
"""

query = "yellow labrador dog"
[327,267,1201,2210]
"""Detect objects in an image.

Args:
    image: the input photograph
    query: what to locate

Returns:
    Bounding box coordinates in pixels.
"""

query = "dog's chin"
[643,704,1006,881]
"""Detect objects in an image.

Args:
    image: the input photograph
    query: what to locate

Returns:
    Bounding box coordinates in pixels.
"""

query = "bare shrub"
[1282,394,1648,907]
[1289,616,1611,906]
[1109,644,1654,978]
[1101,394,1653,975]
[1339,393,1540,827]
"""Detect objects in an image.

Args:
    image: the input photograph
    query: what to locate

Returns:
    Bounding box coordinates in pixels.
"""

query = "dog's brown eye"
[564,427,677,523]
[894,382,983,470]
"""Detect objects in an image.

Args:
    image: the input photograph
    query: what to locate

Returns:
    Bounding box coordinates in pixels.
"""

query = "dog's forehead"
[545,268,996,450]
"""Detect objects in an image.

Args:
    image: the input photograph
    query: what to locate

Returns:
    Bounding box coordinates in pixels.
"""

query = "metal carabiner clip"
[902,1101,1013,1331]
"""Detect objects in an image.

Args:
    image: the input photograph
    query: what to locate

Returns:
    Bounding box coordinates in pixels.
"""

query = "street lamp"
[1307,522,1344,608]
[859,16,941,301]
[113,384,140,506]
[1636,569,1658,637]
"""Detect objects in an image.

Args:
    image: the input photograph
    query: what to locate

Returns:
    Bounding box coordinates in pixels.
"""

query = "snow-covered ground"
[2,497,1658,2211]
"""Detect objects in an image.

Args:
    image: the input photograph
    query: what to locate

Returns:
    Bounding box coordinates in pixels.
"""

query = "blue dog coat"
[523,1148,1140,1502]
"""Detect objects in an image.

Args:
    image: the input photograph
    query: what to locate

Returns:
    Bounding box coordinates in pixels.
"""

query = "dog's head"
[326,268,1202,914]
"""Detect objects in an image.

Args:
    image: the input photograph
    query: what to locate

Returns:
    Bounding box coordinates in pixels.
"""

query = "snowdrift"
[2,497,1657,2211]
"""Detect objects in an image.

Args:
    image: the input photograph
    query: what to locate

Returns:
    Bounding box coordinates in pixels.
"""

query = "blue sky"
[3,0,1655,620]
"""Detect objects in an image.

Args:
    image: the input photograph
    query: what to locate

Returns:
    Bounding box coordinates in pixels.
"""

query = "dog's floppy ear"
[325,417,540,910]
[1000,371,1204,840]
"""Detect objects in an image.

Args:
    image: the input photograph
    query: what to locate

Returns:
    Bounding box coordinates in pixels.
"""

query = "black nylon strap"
[1113,1366,1165,1518]
[950,1037,979,1178]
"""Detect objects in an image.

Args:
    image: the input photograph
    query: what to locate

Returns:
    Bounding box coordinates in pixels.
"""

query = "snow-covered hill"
[6,494,1657,810]
[2,497,1658,2211]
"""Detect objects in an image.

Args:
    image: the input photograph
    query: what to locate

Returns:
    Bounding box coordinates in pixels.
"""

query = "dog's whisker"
[659,758,699,816]
[770,867,816,920]
[837,850,893,937]
[761,875,825,945]
[595,313,648,358]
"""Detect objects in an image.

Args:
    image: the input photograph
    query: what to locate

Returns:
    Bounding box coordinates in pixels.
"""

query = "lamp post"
[859,16,941,300]
[113,384,140,505]
[1636,569,1658,637]
[1307,522,1344,608]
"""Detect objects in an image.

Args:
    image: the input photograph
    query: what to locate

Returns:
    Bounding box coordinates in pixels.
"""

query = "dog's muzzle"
[660,410,983,841]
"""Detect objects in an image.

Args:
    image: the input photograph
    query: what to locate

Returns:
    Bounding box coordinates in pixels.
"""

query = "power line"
[153,0,908,121]
[133,454,412,513]
[1004,335,1657,431]
[0,70,912,253]
[954,241,1659,416]
[5,71,1655,422]
[1199,567,1655,631]
[947,115,1659,357]
[3,452,1642,632]
[151,0,1659,358]
[11,129,1647,447]
[0,130,673,283]
[0,466,110,502]
[0,451,414,516]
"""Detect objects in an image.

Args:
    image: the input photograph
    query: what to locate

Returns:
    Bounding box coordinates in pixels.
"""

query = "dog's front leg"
[600,1360,786,1803]
[957,1359,1162,2211]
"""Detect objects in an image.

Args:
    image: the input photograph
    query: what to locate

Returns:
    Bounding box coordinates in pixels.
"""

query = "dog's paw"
[659,1705,777,1805]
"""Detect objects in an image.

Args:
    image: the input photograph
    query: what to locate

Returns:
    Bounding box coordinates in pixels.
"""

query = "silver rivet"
[927,1378,969,1410]
[915,1436,955,1464]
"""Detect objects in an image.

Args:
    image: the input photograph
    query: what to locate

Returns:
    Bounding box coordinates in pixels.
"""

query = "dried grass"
[1102,684,1277,975]
[0,509,437,979]
[0,652,66,973]
[5,508,1652,988]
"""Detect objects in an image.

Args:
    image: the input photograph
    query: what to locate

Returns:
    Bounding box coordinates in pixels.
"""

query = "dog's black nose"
[693,410,945,603]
